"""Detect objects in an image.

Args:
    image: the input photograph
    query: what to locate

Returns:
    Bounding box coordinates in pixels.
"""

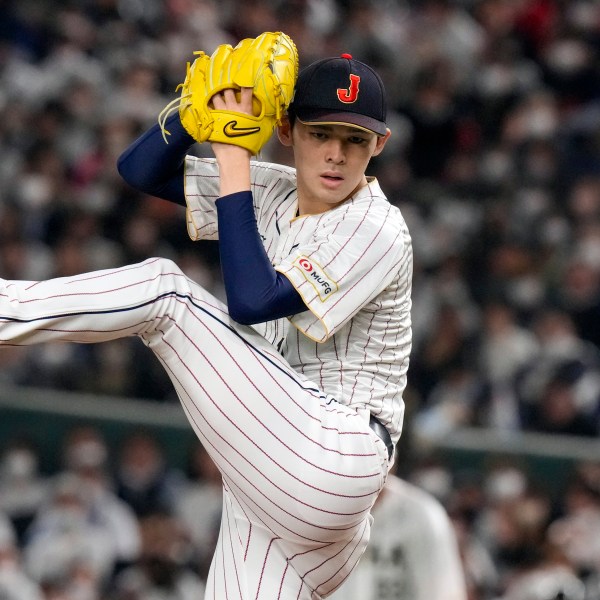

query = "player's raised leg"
[0,257,188,345]
[0,256,387,598]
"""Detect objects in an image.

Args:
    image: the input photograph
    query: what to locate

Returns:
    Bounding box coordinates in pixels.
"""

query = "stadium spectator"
[22,472,119,592]
[59,425,142,569]
[110,511,205,600]
[0,438,49,544]
[114,430,185,518]
[0,512,43,600]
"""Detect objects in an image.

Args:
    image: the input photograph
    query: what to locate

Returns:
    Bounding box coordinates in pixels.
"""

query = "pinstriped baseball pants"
[0,257,389,599]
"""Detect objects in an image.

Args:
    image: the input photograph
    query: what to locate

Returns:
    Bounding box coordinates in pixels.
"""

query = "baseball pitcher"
[0,33,413,598]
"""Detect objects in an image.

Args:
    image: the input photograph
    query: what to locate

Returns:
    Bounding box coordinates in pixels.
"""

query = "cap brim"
[296,109,387,136]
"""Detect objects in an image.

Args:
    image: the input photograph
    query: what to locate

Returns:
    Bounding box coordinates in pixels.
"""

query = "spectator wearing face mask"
[0,512,43,600]
[21,473,117,589]
[0,439,49,544]
[114,431,185,519]
[59,425,142,570]
[110,511,205,600]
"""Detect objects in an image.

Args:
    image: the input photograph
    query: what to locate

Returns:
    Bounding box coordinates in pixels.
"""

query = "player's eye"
[348,135,368,145]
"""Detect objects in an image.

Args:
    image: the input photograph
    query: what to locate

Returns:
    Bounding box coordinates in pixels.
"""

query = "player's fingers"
[210,87,252,114]
[222,88,238,107]
[239,87,254,114]
[211,92,226,110]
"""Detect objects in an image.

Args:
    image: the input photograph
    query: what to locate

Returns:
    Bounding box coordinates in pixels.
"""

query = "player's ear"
[277,116,293,147]
[371,129,391,157]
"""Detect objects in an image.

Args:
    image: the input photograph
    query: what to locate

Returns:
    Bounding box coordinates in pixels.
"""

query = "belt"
[369,414,394,460]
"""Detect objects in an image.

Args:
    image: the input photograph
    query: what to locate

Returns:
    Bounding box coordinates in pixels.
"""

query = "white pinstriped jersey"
[185,157,413,444]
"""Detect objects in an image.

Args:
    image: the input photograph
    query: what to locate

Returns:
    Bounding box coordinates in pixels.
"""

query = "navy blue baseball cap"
[288,53,388,136]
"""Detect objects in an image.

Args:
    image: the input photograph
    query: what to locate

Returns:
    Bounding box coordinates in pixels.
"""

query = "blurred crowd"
[0,425,221,600]
[1,0,600,437]
[1,424,600,600]
[1,0,600,598]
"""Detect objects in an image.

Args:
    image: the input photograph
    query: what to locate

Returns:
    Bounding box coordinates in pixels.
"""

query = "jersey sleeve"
[184,156,221,241]
[184,157,297,241]
[276,200,412,343]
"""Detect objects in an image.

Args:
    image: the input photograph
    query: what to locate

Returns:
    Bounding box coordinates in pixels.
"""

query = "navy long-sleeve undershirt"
[216,191,306,324]
[117,114,306,324]
[117,114,191,206]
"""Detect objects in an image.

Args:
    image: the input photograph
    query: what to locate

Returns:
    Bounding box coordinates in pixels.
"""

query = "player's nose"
[325,139,346,164]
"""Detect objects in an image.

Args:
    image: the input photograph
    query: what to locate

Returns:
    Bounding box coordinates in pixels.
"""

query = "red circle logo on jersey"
[298,258,313,272]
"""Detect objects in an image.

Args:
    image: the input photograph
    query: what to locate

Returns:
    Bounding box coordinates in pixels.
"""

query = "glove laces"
[158,53,203,144]
[157,90,191,144]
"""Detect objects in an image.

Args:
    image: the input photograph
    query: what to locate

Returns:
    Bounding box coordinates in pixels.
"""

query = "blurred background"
[0,0,599,598]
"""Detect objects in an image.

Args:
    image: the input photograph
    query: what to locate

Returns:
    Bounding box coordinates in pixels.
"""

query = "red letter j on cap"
[337,74,360,103]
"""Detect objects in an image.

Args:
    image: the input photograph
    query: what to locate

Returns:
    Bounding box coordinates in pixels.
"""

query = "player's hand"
[212,86,253,196]
[210,86,254,114]
[211,87,254,161]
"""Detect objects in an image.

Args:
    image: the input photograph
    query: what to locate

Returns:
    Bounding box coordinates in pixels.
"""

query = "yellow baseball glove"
[159,32,298,155]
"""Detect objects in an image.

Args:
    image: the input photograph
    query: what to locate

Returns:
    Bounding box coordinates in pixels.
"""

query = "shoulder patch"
[293,256,338,301]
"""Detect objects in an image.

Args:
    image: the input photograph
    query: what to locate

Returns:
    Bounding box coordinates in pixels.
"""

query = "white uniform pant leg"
[0,257,389,598]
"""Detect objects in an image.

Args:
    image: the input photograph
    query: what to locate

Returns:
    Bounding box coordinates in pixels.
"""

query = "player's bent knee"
[150,256,182,274]
[144,256,219,310]
[145,257,188,288]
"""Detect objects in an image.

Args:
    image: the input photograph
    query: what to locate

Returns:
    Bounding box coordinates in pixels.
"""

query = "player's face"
[278,120,390,215]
